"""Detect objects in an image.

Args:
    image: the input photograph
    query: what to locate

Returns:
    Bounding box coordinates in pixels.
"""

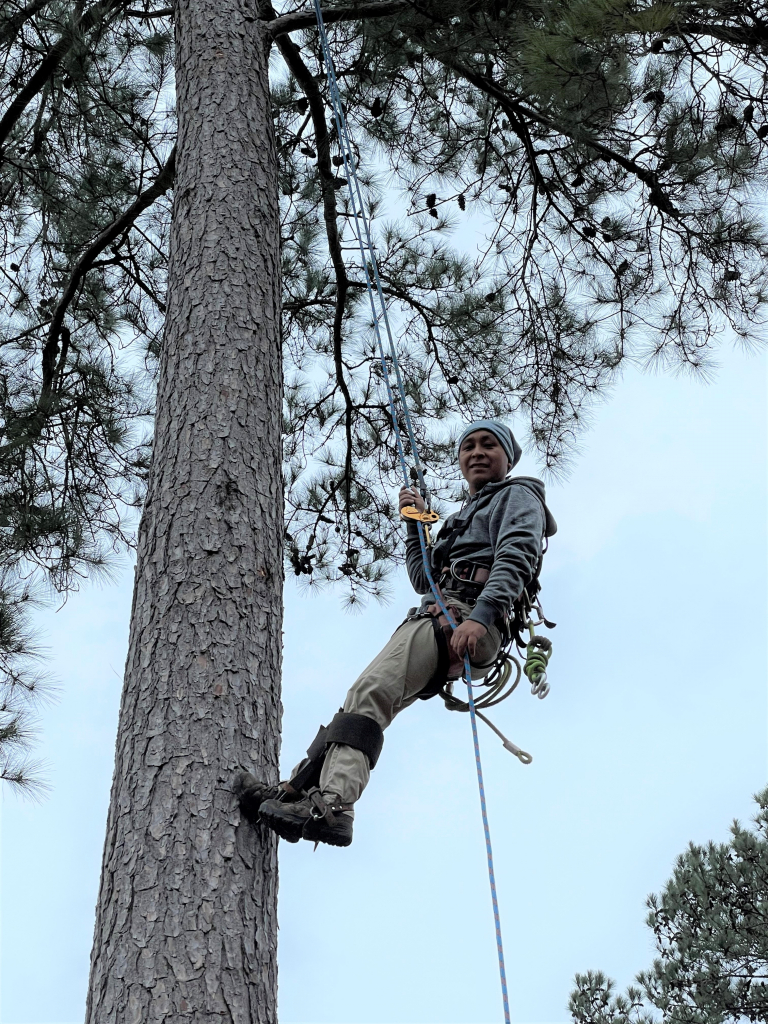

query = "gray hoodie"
[405,477,556,629]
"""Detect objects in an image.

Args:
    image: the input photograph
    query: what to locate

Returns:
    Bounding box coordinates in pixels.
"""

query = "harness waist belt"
[438,559,490,597]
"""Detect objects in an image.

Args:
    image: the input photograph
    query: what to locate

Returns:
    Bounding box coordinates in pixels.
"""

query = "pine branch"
[350,278,459,396]
[504,104,546,191]
[675,19,768,48]
[114,253,167,312]
[0,0,52,47]
[274,40,346,288]
[268,1,408,38]
[40,144,176,400]
[0,0,126,156]
[272,26,356,528]
[440,55,678,215]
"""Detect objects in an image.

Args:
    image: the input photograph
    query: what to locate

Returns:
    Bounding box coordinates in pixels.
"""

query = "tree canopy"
[569,787,768,1024]
[1,0,767,613]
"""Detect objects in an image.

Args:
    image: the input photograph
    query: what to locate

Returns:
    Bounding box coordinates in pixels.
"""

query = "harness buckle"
[308,788,335,824]
[449,558,487,584]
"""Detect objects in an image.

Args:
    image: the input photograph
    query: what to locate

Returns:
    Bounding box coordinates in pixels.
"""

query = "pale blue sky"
[1,348,766,1024]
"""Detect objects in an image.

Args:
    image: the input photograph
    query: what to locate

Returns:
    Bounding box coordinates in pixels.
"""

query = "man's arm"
[400,487,432,595]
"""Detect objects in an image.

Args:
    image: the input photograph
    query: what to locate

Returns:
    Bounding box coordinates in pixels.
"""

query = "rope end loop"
[502,738,533,764]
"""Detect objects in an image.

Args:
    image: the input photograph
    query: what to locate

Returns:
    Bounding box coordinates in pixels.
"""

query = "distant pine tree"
[569,787,768,1023]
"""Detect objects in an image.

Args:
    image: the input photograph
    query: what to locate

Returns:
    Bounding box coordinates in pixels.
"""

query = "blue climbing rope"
[310,8,511,1022]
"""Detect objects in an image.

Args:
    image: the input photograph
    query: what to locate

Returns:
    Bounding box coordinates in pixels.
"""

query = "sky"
[1,345,766,1024]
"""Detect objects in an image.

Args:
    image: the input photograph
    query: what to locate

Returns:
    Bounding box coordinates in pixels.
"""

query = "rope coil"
[524,632,552,699]
[440,653,533,764]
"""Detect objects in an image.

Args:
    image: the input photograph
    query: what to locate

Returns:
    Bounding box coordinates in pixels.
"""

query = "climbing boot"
[259,789,353,847]
[302,790,354,848]
[233,772,293,828]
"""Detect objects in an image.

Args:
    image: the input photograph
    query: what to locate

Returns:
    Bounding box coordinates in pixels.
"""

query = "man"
[235,420,555,847]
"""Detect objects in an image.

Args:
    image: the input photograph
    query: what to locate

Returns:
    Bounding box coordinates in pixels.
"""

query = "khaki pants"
[318,599,501,808]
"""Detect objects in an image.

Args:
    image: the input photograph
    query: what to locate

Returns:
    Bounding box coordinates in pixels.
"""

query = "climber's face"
[458,430,510,494]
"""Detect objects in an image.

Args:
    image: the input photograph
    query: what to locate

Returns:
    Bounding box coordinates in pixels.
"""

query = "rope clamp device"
[399,505,440,524]
[400,504,439,546]
[401,468,439,541]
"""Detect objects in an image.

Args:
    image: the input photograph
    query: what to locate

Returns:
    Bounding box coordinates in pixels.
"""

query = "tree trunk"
[85,0,283,1019]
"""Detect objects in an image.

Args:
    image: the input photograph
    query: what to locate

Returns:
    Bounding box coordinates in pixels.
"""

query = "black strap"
[432,510,478,574]
[288,712,385,794]
[325,711,384,767]
[433,479,551,577]
[416,615,450,701]
[289,723,329,792]
[306,723,330,762]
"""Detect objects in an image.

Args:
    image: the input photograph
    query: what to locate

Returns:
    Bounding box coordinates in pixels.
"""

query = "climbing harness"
[421,481,556,741]
[309,6,551,1020]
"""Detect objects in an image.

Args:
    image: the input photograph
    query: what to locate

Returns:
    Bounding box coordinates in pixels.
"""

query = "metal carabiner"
[449,557,486,584]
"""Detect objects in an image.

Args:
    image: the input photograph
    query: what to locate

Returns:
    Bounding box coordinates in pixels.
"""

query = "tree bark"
[84,0,283,1018]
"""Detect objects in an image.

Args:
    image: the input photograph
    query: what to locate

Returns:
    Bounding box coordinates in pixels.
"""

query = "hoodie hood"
[475,476,557,536]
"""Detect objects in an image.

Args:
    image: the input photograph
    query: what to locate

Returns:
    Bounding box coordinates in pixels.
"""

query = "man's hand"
[398,486,425,513]
[451,619,487,659]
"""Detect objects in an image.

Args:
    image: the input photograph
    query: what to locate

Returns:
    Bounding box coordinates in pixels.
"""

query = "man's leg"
[318,606,501,807]
[258,616,440,845]
[242,606,501,845]
[318,615,440,807]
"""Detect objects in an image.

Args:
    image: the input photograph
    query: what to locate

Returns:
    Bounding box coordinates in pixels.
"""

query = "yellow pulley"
[399,506,440,524]
[400,505,440,547]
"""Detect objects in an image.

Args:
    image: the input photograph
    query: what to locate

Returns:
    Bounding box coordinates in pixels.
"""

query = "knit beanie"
[456,420,522,471]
